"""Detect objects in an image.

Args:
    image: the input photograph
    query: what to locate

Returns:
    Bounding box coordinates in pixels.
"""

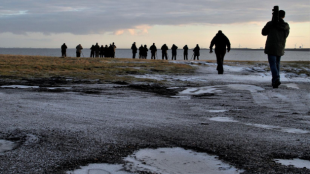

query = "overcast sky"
[0,0,309,48]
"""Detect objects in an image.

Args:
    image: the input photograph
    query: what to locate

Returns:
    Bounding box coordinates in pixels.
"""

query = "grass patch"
[0,55,195,83]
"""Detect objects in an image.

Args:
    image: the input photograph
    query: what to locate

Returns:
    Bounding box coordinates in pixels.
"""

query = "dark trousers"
[162,53,168,60]
[194,54,199,60]
[184,53,188,60]
[215,50,226,74]
[268,55,281,85]
[76,52,81,57]
[62,51,66,57]
[90,51,94,58]
[172,54,176,60]
[133,53,136,59]
[151,52,156,59]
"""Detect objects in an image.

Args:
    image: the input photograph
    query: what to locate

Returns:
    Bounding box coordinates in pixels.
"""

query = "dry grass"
[0,55,195,83]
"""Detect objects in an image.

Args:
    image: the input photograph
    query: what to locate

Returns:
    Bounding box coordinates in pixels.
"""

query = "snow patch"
[226,84,265,93]
[245,123,309,134]
[284,83,299,89]
[1,85,39,89]
[209,117,239,122]
[0,140,16,153]
[208,110,227,113]
[66,164,130,174]
[179,86,222,95]
[275,158,310,169]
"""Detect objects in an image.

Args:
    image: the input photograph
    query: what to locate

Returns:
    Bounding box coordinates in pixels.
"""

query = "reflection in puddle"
[67,148,243,174]
[209,117,238,122]
[0,139,16,153]
[275,158,310,169]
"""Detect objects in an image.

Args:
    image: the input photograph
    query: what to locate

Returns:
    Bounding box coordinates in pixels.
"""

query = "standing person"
[108,44,114,58]
[171,44,178,60]
[94,43,100,57]
[161,44,168,60]
[209,30,231,74]
[262,9,290,88]
[139,45,144,59]
[150,43,157,60]
[100,45,105,58]
[112,42,117,58]
[61,43,67,57]
[143,45,148,59]
[90,45,95,58]
[193,44,200,60]
[104,45,109,57]
[183,45,188,60]
[131,42,137,59]
[76,44,83,57]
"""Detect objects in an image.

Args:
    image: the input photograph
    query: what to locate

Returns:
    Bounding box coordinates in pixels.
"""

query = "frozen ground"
[0,61,310,173]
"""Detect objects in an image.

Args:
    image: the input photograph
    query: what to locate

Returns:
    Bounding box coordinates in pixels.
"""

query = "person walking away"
[112,42,117,58]
[262,9,290,88]
[76,44,83,57]
[100,45,105,58]
[171,44,178,60]
[143,45,148,59]
[139,45,144,59]
[90,45,95,58]
[161,44,168,60]
[131,42,137,59]
[61,43,67,57]
[94,43,100,57]
[193,44,200,60]
[150,43,157,60]
[209,30,231,74]
[183,45,188,60]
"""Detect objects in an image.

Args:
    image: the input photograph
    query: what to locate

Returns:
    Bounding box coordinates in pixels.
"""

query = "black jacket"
[161,45,168,53]
[150,45,157,53]
[131,44,137,53]
[262,18,290,56]
[61,44,67,51]
[210,33,231,52]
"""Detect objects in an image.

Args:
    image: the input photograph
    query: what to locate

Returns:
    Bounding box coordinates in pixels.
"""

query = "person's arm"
[262,22,271,36]
[226,37,231,52]
[209,37,215,53]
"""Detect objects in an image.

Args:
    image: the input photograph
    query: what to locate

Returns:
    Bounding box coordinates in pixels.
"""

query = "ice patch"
[209,117,238,122]
[179,86,222,95]
[66,164,130,174]
[245,123,309,134]
[124,147,243,174]
[226,84,265,93]
[284,83,299,89]
[275,158,310,169]
[208,110,227,113]
[0,139,16,153]
[1,85,39,89]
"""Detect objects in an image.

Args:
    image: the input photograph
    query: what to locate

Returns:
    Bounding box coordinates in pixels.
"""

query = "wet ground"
[0,61,310,173]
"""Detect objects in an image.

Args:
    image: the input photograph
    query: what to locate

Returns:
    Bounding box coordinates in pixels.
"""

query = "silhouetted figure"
[150,43,157,60]
[76,44,83,57]
[161,44,169,60]
[193,44,200,60]
[131,42,137,59]
[262,9,290,88]
[183,45,188,60]
[112,42,117,58]
[61,43,67,57]
[171,44,178,60]
[139,45,144,59]
[90,45,95,58]
[108,44,114,58]
[100,45,105,58]
[209,30,231,74]
[104,45,109,57]
[143,45,148,59]
[94,43,100,57]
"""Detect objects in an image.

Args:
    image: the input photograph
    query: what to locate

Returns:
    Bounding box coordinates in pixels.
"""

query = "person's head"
[218,30,222,34]
[113,42,115,45]
[279,10,285,18]
[133,42,136,44]
[96,42,98,45]
[153,43,155,45]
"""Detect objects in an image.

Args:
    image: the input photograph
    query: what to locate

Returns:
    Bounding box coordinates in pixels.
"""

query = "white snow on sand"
[179,86,222,95]
[66,164,130,174]
[275,158,310,169]
[209,117,238,122]
[245,123,309,134]
[0,140,15,153]
[0,85,39,89]
[284,83,300,89]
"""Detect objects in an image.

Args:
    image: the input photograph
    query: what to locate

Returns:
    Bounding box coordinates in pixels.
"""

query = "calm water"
[0,48,309,61]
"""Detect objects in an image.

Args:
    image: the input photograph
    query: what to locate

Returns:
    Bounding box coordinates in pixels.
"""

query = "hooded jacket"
[209,32,230,52]
[262,18,290,56]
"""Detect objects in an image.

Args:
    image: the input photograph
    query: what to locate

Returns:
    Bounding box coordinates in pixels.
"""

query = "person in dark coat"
[100,45,105,58]
[112,42,117,58]
[193,44,200,60]
[209,30,231,74]
[104,45,109,57]
[76,44,83,57]
[143,45,148,59]
[139,45,144,59]
[131,42,137,59]
[94,43,100,57]
[61,43,67,57]
[108,44,114,58]
[171,44,178,60]
[161,44,169,60]
[150,43,157,60]
[183,45,188,60]
[262,10,290,88]
[90,45,95,58]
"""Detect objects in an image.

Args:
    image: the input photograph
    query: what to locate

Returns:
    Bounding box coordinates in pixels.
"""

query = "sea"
[0,48,309,61]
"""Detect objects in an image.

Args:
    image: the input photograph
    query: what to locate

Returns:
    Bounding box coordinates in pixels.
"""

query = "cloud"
[0,0,309,35]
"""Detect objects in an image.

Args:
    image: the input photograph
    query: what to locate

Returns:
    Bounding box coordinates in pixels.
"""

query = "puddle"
[275,158,310,169]
[0,139,16,153]
[0,85,39,89]
[284,83,299,89]
[209,117,239,123]
[245,123,309,134]
[208,110,227,113]
[67,147,243,174]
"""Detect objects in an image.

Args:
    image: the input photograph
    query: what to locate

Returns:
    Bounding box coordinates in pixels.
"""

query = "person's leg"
[216,52,223,74]
[268,55,280,87]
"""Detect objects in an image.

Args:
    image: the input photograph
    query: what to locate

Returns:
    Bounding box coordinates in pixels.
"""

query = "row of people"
[61,43,117,58]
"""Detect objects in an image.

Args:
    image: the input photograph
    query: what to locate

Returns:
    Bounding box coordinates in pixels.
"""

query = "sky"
[0,0,309,49]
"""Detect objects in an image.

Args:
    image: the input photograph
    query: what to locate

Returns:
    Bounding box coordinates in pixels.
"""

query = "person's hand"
[209,50,213,53]
[227,49,230,52]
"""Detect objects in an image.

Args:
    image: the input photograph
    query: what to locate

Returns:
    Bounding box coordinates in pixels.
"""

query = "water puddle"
[0,139,16,153]
[245,123,309,134]
[67,147,243,174]
[274,158,310,169]
[1,85,39,89]
[209,117,238,123]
